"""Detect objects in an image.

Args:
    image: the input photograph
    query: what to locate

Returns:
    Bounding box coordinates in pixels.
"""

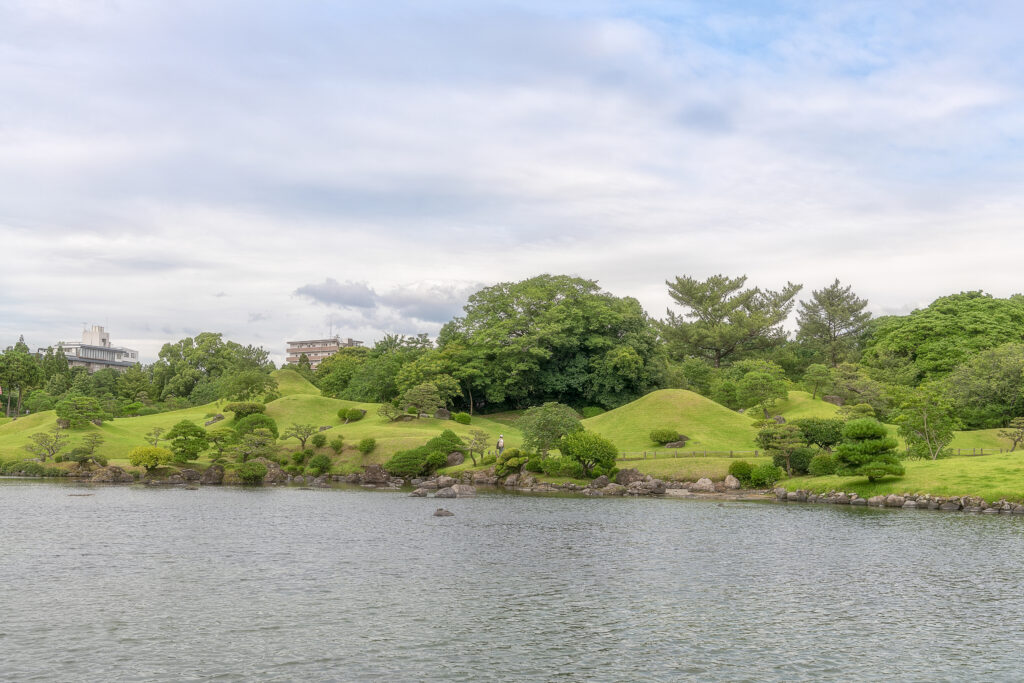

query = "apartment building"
[286,336,363,370]
[41,325,140,373]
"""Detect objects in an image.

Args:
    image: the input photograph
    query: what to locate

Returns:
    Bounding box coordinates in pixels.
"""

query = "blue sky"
[1,1,1022,362]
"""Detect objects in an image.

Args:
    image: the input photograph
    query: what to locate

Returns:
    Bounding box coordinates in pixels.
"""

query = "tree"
[737,371,788,418]
[377,402,402,422]
[315,346,370,397]
[998,418,1024,451]
[282,423,317,449]
[129,445,173,471]
[661,274,801,368]
[145,426,166,446]
[894,385,957,460]
[164,420,210,462]
[228,428,277,463]
[514,402,582,457]
[294,353,314,381]
[790,418,844,452]
[401,383,443,418]
[220,370,277,401]
[55,395,107,428]
[23,427,69,461]
[802,364,832,400]
[945,343,1024,429]
[81,432,105,455]
[829,363,891,420]
[466,429,491,466]
[558,430,617,477]
[796,279,872,366]
[833,418,904,482]
[0,343,43,417]
[755,422,804,475]
[438,274,664,410]
[223,402,266,421]
[207,429,238,457]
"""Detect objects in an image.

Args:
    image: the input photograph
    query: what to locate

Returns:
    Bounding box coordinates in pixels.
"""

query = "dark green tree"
[401,383,444,418]
[282,423,317,449]
[802,364,832,400]
[893,384,957,460]
[514,402,582,457]
[796,279,872,366]
[737,371,788,418]
[165,420,210,462]
[558,430,617,477]
[833,418,904,482]
[55,395,107,428]
[790,418,845,451]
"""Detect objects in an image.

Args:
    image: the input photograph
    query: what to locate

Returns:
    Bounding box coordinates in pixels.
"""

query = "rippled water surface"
[2,480,1024,681]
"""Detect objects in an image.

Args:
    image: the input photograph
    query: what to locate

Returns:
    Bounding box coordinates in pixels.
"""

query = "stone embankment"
[774,488,1024,514]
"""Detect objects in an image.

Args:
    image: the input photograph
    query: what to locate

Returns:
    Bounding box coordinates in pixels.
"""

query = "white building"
[42,326,140,373]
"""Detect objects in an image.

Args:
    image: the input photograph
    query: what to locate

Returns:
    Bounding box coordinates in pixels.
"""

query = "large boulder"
[200,465,224,485]
[664,440,688,449]
[885,494,905,508]
[409,488,428,497]
[446,451,465,467]
[615,468,644,486]
[435,487,457,499]
[822,395,844,406]
[361,465,391,486]
[600,483,627,496]
[451,484,477,498]
[867,495,886,507]
[588,475,610,489]
[90,466,134,483]
[434,408,452,420]
[179,468,201,482]
[436,475,457,489]
[471,470,498,485]
[251,458,287,485]
[689,478,715,493]
[723,474,741,490]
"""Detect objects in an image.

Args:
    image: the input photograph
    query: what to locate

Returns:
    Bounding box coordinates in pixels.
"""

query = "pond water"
[1,480,1023,681]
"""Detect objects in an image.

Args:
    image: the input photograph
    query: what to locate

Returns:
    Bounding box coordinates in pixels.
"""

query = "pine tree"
[796,279,872,367]
[834,418,904,482]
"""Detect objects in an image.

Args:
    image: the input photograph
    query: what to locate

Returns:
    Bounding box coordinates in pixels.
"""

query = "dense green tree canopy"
[796,279,872,367]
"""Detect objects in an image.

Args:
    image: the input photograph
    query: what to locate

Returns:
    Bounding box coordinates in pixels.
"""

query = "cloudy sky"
[2,1,1022,363]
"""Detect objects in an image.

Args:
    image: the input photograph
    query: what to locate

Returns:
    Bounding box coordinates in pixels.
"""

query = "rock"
[939,501,961,511]
[435,487,457,498]
[773,487,788,500]
[600,483,627,496]
[409,488,428,497]
[664,440,688,449]
[902,500,918,509]
[433,508,454,517]
[787,490,807,502]
[885,494,905,508]
[312,475,330,487]
[419,479,439,489]
[434,408,452,420]
[982,508,999,514]
[200,465,224,485]
[446,451,465,467]
[1012,504,1024,514]
[724,474,741,490]
[850,497,867,506]
[395,414,415,422]
[867,495,886,507]
[89,466,134,483]
[615,468,644,485]
[822,395,844,406]
[436,475,457,489]
[204,414,225,426]
[772,415,786,424]
[251,458,287,485]
[644,479,667,495]
[451,484,477,498]
[833,492,851,504]
[626,481,649,495]
[318,425,332,432]
[179,468,201,482]
[689,478,715,493]
[361,465,391,486]
[472,470,498,485]
[588,475,610,489]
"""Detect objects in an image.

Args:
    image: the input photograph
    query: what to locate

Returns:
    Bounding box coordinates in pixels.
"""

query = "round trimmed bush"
[311,433,327,449]
[649,428,681,445]
[423,451,447,474]
[236,461,268,484]
[749,463,785,487]
[727,460,754,486]
[235,413,279,439]
[307,453,333,476]
[224,402,266,421]
[357,437,375,455]
[773,446,816,476]
[808,452,838,477]
[384,447,429,478]
[329,437,344,454]
[338,408,365,423]
[452,412,471,425]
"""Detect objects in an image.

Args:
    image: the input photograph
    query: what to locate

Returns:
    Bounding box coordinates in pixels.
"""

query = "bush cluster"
[236,461,268,484]
[329,437,344,454]
[539,456,585,479]
[748,463,785,487]
[452,412,472,425]
[808,452,838,476]
[307,453,333,476]
[224,402,266,421]
[495,448,529,477]
[310,433,327,449]
[357,437,376,455]
[338,408,365,423]
[727,460,753,486]
[649,428,681,445]
[235,413,279,438]
[772,446,816,476]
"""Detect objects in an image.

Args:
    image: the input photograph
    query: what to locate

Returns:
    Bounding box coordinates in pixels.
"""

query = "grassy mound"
[583,389,757,452]
[271,368,320,396]
[774,391,840,420]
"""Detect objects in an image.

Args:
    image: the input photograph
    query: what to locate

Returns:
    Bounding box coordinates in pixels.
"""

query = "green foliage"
[727,460,753,486]
[291,450,310,466]
[329,437,344,454]
[649,428,681,445]
[839,403,876,421]
[229,428,278,463]
[524,456,544,473]
[796,279,872,366]
[580,406,605,418]
[357,437,376,455]
[558,430,618,477]
[894,384,957,460]
[282,422,317,449]
[22,427,69,461]
[384,446,432,478]
[315,347,370,398]
[345,408,365,422]
[662,273,801,367]
[310,433,327,449]
[834,418,904,482]
[128,445,173,471]
[465,429,490,466]
[539,456,585,479]
[772,446,815,476]
[224,402,266,421]
[55,395,107,428]
[401,382,444,417]
[236,461,268,484]
[25,390,56,413]
[829,364,891,419]
[802,364,832,399]
[755,422,805,475]
[736,370,788,417]
[424,429,464,455]
[790,417,845,451]
[945,343,1024,429]
[808,453,838,476]
[748,462,785,487]
[514,402,582,456]
[164,420,209,462]
[423,451,447,474]
[2,460,46,476]
[998,418,1024,452]
[234,413,279,438]
[452,411,471,425]
[307,453,333,476]
[377,403,402,422]
[495,448,529,477]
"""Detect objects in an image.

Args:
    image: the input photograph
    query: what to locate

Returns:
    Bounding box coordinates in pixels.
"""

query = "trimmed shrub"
[452,412,471,425]
[235,413,279,439]
[773,446,816,476]
[384,447,430,478]
[357,437,376,455]
[224,402,266,422]
[559,430,618,477]
[311,433,327,449]
[307,454,333,476]
[236,461,268,484]
[128,446,173,471]
[423,451,447,475]
[808,453,838,477]
[425,429,464,456]
[727,460,754,486]
[581,406,605,418]
[284,464,302,475]
[291,451,308,466]
[495,448,529,477]
[539,457,585,479]
[338,408,365,423]
[329,437,344,454]
[649,428,681,445]
[749,463,785,487]
[524,456,544,473]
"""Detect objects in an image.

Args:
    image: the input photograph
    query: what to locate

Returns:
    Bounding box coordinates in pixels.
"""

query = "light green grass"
[774,391,841,420]
[271,368,320,396]
[582,389,758,451]
[787,452,1024,502]
[629,455,772,481]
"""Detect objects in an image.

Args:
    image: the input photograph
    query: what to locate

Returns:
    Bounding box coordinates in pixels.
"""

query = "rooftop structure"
[286,336,363,370]
[41,325,140,373]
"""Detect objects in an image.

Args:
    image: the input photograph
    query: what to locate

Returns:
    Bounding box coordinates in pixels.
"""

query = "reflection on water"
[1,479,1022,681]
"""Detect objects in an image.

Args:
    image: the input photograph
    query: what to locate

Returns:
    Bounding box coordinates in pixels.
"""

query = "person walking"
[496,434,505,456]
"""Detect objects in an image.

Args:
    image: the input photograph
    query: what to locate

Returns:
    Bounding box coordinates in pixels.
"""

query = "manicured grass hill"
[774,391,840,420]
[788,451,1024,502]
[581,389,758,452]
[271,368,320,396]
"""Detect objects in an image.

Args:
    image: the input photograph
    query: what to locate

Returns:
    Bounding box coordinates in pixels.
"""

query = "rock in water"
[435,487,457,498]
[433,508,454,517]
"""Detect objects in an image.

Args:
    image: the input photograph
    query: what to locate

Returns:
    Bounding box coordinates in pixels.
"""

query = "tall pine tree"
[796,279,872,367]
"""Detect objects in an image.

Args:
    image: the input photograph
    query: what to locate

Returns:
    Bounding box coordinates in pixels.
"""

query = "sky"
[2,0,1023,363]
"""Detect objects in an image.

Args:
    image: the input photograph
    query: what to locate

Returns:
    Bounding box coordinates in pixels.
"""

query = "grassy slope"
[774,391,841,420]
[582,389,758,452]
[271,368,320,396]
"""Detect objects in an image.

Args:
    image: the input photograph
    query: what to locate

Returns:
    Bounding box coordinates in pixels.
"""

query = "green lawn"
[271,368,321,396]
[774,390,840,420]
[629,455,771,481]
[786,452,1024,502]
